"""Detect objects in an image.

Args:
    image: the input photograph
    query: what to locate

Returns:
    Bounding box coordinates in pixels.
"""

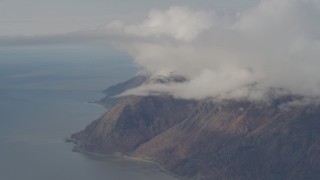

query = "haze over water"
[0,48,178,180]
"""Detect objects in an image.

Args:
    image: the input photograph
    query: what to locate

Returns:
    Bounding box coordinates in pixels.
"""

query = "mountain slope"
[133,99,320,179]
[71,77,320,180]
[99,75,147,108]
[72,95,196,154]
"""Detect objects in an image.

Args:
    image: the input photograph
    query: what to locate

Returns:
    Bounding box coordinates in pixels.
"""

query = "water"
[0,48,178,180]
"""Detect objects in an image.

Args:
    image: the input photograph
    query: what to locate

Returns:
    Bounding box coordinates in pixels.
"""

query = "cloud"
[2,0,320,102]
[108,0,320,101]
[124,6,213,41]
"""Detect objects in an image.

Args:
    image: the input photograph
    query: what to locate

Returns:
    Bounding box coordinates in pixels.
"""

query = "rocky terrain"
[71,76,320,180]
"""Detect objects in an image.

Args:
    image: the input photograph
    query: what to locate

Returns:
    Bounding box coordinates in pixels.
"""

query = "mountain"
[98,72,186,108]
[99,75,147,108]
[72,95,196,154]
[71,76,320,180]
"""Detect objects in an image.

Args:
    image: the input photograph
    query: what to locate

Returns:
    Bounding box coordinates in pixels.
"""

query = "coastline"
[65,137,192,180]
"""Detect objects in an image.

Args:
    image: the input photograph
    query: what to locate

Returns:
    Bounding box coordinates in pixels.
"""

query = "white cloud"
[5,0,318,102]
[106,6,213,41]
[108,0,320,101]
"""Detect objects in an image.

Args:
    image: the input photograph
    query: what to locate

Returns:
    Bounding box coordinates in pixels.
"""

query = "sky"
[1,0,320,102]
[0,0,258,36]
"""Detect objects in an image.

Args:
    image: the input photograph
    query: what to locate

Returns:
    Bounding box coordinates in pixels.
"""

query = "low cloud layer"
[104,0,320,101]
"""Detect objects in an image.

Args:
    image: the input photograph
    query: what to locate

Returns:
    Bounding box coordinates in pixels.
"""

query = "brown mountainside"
[72,95,196,154]
[71,77,320,180]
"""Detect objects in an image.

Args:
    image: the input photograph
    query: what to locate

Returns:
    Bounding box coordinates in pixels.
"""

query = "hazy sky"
[0,0,258,35]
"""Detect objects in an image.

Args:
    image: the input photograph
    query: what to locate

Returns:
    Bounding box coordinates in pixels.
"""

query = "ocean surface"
[0,48,178,180]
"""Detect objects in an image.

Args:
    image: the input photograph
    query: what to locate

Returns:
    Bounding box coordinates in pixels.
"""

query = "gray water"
[0,48,178,180]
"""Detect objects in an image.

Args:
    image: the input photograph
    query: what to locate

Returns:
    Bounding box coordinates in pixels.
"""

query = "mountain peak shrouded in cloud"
[101,0,320,101]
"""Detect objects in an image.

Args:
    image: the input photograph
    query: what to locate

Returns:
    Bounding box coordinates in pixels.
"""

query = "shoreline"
[65,137,192,180]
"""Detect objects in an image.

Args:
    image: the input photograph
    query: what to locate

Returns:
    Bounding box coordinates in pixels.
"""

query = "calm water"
[0,49,178,180]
